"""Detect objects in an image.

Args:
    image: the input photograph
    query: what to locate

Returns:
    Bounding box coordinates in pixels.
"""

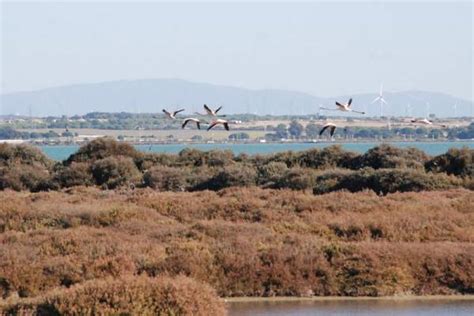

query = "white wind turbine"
[371,83,388,117]
[405,103,412,117]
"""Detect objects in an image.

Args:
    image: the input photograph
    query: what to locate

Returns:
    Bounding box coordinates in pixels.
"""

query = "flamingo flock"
[161,96,449,139]
[317,97,449,140]
[163,105,240,131]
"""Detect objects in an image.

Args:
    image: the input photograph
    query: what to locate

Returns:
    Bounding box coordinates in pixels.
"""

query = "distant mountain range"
[1,79,472,117]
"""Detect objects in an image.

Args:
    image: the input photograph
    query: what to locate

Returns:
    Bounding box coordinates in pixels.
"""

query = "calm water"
[227,299,474,316]
[39,141,474,161]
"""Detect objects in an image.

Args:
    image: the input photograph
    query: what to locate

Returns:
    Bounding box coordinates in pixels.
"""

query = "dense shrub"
[0,143,53,169]
[0,165,53,192]
[425,147,474,177]
[53,162,94,188]
[65,137,140,165]
[258,151,298,167]
[257,161,288,186]
[205,150,235,167]
[2,276,226,315]
[143,166,188,191]
[91,156,142,189]
[0,140,471,195]
[194,164,257,190]
[314,168,459,195]
[178,148,207,166]
[135,152,177,171]
[177,149,234,167]
[296,145,358,169]
[273,167,316,190]
[312,169,352,194]
[351,144,429,170]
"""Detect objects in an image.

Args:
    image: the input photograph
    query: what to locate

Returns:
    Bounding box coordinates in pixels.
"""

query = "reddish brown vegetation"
[1,276,225,315]
[0,187,472,310]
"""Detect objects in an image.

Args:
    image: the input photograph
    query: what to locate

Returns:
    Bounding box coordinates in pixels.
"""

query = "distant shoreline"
[11,138,474,147]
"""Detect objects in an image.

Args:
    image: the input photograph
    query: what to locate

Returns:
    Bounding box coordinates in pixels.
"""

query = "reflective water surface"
[39,141,474,160]
[227,298,474,316]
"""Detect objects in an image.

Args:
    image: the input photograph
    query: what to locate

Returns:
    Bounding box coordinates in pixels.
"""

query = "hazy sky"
[1,1,473,100]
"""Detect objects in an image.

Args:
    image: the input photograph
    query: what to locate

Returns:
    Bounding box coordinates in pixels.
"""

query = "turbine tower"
[405,103,412,117]
[371,83,387,117]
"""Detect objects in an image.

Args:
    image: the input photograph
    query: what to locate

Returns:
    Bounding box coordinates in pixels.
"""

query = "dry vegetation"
[0,187,473,313]
[1,139,473,314]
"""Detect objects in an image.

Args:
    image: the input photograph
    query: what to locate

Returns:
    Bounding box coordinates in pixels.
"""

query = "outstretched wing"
[173,109,185,116]
[203,104,213,115]
[182,119,190,129]
[223,122,229,131]
[215,106,223,113]
[196,121,201,130]
[319,125,330,136]
[348,98,353,106]
[335,101,343,107]
[329,125,337,136]
[207,122,218,131]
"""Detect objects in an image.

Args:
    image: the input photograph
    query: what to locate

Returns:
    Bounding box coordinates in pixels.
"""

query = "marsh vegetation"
[0,139,473,314]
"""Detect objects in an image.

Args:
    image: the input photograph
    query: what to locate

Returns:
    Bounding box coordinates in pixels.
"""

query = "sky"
[1,1,473,100]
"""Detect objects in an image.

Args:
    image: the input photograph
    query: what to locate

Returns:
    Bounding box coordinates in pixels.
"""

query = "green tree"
[305,123,319,139]
[288,120,303,139]
[275,124,288,139]
[228,132,250,141]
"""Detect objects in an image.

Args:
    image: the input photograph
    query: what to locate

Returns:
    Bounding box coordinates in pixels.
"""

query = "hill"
[1,79,472,117]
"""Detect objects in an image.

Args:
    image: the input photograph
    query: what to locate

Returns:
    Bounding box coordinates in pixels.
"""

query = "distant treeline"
[264,121,474,140]
[0,126,73,140]
[0,138,472,194]
[2,113,474,140]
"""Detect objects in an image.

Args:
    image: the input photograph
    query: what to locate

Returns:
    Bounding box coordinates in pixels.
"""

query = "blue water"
[39,141,474,161]
[227,299,474,316]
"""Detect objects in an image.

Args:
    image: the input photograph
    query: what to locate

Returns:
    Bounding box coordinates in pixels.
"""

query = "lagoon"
[227,298,474,316]
[38,141,474,161]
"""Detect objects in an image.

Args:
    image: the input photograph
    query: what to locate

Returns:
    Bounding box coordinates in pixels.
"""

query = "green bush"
[0,143,52,169]
[313,169,353,194]
[54,162,94,188]
[135,152,177,171]
[65,137,140,165]
[143,166,188,191]
[314,168,459,195]
[257,161,288,186]
[205,150,235,167]
[178,148,206,166]
[297,145,358,169]
[273,167,316,190]
[351,144,429,170]
[425,147,473,177]
[91,156,142,189]
[195,164,257,191]
[0,165,53,192]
